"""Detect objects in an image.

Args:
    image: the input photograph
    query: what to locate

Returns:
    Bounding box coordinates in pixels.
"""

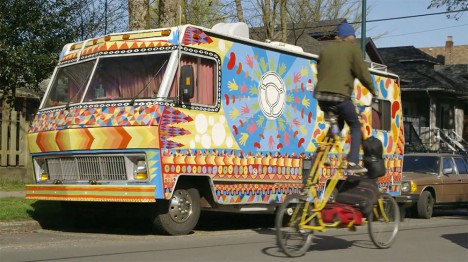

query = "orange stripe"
[26,185,155,192]
[27,194,153,200]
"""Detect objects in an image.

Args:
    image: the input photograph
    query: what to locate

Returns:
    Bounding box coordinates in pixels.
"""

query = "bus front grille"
[46,156,128,181]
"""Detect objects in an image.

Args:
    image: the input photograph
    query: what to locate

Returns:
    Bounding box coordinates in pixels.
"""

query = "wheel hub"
[169,189,193,223]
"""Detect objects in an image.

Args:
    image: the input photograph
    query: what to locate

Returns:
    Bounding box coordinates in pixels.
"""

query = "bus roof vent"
[269,41,304,53]
[212,22,249,39]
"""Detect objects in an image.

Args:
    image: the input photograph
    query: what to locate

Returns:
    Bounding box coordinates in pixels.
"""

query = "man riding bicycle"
[314,22,378,173]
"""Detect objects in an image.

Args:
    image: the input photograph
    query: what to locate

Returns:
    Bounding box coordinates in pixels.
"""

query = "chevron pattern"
[29,126,159,153]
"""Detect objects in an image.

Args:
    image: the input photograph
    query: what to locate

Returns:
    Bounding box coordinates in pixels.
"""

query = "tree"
[154,0,179,27]
[428,0,468,20]
[239,0,363,45]
[284,0,363,43]
[72,0,128,41]
[150,0,227,28]
[280,0,287,42]
[128,0,149,30]
[0,0,77,105]
[234,0,245,23]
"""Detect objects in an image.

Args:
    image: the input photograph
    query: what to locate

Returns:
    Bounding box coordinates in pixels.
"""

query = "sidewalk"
[0,191,26,198]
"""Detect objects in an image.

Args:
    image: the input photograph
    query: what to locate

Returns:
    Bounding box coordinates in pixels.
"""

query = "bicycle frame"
[276,106,400,256]
[293,112,357,231]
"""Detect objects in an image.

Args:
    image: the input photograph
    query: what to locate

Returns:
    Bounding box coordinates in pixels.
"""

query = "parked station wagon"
[399,153,468,218]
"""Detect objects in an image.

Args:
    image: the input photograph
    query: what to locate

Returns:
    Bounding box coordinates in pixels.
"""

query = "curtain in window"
[196,59,215,105]
[84,55,167,101]
[169,55,215,105]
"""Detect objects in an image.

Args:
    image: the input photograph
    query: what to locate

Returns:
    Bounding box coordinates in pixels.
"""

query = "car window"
[454,158,468,175]
[403,155,439,174]
[442,157,454,175]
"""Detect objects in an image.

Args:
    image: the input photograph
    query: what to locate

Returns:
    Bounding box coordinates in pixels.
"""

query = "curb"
[0,220,42,234]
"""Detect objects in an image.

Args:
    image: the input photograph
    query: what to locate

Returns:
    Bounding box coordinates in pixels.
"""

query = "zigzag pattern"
[183,27,213,45]
[61,40,172,62]
[30,105,163,132]
[159,107,193,149]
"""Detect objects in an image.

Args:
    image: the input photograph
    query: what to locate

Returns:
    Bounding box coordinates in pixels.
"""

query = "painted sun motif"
[222,44,319,155]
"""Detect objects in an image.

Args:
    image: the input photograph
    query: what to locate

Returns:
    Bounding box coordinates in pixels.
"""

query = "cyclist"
[314,22,378,173]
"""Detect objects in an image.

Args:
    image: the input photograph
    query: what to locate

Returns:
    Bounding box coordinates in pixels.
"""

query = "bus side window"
[170,54,217,107]
[372,99,391,131]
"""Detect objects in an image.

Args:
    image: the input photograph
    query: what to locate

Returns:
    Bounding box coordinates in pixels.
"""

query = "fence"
[0,109,29,167]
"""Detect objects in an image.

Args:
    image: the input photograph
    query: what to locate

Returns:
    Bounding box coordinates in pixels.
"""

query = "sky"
[363,0,468,48]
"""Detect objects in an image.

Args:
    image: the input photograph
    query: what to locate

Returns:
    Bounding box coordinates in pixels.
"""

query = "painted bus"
[26,22,404,235]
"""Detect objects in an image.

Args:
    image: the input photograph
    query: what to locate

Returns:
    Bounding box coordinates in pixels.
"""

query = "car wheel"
[152,187,201,235]
[417,191,434,219]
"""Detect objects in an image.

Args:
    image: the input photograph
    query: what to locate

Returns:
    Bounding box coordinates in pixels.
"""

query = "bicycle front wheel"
[368,193,400,248]
[275,193,313,257]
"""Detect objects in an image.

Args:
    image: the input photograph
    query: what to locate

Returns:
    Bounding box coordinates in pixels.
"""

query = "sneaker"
[347,162,368,173]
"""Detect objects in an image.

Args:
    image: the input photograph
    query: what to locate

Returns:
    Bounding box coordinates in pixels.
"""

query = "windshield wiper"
[130,59,168,105]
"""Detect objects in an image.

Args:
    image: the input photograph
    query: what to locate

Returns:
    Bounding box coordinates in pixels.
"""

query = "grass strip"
[0,180,27,191]
[0,197,61,222]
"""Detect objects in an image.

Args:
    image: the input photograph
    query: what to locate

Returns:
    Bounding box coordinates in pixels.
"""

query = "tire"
[368,194,399,249]
[398,203,406,222]
[152,187,201,235]
[275,194,313,257]
[417,191,434,219]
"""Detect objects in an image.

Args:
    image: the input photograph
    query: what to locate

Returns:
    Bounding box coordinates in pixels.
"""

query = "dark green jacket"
[315,41,375,97]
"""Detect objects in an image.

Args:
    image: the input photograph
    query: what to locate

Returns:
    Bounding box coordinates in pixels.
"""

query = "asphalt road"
[0,209,466,262]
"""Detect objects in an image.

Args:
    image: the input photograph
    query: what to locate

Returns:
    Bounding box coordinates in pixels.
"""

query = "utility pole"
[361,0,367,58]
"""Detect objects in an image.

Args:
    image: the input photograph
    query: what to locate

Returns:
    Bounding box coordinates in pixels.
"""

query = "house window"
[372,98,391,131]
[169,54,217,106]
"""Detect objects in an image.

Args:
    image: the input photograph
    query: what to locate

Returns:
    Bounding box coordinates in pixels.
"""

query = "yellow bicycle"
[275,105,399,257]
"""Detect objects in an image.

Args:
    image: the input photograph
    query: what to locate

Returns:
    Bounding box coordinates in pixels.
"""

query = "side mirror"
[179,65,194,101]
[443,168,453,176]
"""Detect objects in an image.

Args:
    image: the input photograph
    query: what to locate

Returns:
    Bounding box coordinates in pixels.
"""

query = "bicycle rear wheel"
[368,193,400,248]
[275,193,313,257]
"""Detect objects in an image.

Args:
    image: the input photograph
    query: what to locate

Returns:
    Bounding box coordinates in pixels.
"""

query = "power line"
[358,8,468,24]
[379,23,468,39]
[295,9,468,30]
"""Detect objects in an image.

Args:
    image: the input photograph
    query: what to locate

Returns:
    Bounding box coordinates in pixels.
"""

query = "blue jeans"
[318,99,362,164]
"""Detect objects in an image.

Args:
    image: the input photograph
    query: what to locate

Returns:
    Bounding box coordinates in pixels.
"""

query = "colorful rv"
[26,23,404,235]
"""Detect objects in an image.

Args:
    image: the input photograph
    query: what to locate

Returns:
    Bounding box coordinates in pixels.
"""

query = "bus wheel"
[152,187,201,235]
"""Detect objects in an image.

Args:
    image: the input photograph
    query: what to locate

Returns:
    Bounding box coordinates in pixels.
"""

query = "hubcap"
[169,189,193,223]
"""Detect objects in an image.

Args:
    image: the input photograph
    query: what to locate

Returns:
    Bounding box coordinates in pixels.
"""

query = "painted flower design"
[223,44,319,155]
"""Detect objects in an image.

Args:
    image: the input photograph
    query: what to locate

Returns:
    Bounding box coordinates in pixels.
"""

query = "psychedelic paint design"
[27,24,403,205]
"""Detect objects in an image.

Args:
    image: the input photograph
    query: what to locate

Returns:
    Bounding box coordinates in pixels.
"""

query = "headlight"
[402,181,417,192]
[33,158,49,182]
[133,160,148,180]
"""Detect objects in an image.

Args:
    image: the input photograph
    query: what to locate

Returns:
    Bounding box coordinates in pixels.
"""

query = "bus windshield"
[43,53,171,108]
[84,53,170,102]
[44,60,96,108]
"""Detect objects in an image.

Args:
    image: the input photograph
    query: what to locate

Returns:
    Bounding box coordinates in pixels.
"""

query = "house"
[419,36,468,65]
[378,38,468,152]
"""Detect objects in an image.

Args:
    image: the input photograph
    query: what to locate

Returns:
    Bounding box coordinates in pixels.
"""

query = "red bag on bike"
[321,203,363,226]
[335,176,380,217]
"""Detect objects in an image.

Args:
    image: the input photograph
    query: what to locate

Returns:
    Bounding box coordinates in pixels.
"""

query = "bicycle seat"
[318,101,339,115]
[319,103,339,123]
